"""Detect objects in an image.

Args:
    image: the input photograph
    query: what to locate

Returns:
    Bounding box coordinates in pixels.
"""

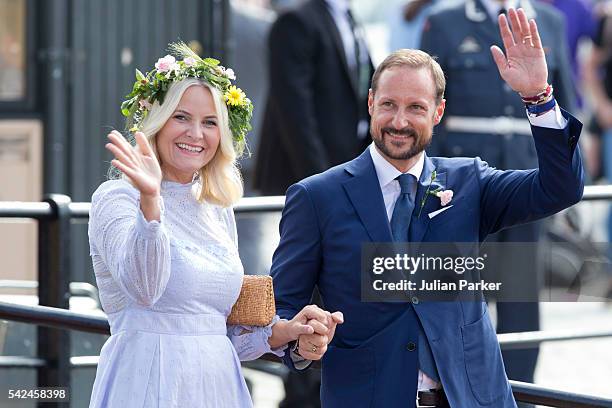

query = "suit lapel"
[410,155,446,243]
[315,0,359,98]
[342,150,393,242]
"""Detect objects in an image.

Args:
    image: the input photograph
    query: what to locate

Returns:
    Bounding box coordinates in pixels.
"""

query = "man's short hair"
[371,49,446,103]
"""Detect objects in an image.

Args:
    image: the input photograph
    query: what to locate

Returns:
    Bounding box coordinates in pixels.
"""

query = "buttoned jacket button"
[411,296,419,305]
[406,342,416,352]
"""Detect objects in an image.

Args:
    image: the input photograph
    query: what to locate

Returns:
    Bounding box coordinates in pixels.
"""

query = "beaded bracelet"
[521,84,553,105]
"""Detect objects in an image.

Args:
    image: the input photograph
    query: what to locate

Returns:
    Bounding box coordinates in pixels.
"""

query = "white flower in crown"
[183,56,197,67]
[225,68,236,80]
[436,190,454,206]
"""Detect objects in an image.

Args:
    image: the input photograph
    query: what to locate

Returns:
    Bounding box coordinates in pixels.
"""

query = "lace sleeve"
[88,180,172,307]
[227,315,287,361]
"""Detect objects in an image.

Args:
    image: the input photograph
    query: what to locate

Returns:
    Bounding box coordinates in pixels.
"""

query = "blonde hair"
[114,78,243,207]
[371,49,446,103]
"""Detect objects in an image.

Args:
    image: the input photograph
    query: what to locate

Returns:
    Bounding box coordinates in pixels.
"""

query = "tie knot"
[396,174,414,194]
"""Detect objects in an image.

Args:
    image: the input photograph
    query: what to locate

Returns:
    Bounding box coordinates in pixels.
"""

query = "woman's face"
[156,85,221,183]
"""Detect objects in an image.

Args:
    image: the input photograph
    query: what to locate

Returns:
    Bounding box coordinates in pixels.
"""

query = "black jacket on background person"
[255,0,373,195]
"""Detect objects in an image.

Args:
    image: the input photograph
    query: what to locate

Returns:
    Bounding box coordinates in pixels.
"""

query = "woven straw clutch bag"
[227,275,276,326]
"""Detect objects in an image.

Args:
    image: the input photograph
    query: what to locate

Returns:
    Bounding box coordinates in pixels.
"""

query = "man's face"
[368,66,445,171]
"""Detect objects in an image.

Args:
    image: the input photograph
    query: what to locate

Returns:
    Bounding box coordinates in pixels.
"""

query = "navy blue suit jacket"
[271,113,583,407]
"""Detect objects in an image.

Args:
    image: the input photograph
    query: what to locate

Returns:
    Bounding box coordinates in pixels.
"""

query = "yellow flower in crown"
[224,85,247,107]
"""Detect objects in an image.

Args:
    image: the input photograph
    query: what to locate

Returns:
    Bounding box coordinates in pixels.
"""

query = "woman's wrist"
[140,193,161,222]
[268,319,292,349]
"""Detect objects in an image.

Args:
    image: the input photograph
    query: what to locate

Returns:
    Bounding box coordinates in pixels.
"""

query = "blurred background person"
[255,0,373,196]
[387,0,440,51]
[387,0,453,52]
[584,1,612,254]
[539,0,597,109]
[420,1,576,403]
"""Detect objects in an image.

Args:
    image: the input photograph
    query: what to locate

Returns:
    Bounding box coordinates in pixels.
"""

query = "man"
[255,0,373,196]
[419,0,576,389]
[256,2,372,404]
[271,8,583,408]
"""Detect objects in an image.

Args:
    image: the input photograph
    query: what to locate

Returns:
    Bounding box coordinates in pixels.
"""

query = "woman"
[88,44,339,407]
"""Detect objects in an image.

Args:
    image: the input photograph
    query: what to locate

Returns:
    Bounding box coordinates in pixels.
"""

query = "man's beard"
[373,126,431,161]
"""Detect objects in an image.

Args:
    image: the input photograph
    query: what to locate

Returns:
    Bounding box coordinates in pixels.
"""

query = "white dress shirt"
[324,0,356,69]
[324,0,366,70]
[324,0,370,139]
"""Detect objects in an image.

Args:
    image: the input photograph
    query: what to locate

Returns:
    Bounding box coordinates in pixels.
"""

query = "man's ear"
[434,99,446,125]
[367,89,374,116]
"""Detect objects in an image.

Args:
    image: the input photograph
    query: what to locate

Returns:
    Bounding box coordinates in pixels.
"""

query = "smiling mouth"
[176,143,204,153]
[384,131,414,140]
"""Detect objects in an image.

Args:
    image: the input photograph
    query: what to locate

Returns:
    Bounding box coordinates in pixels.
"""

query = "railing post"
[37,194,71,407]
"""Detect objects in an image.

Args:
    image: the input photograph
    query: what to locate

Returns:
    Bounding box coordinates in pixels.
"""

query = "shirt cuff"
[290,349,313,370]
[526,103,567,129]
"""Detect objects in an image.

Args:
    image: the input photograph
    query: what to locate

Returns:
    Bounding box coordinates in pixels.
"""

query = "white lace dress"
[88,179,284,408]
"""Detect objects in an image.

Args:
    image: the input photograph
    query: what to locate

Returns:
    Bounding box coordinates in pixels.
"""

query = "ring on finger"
[310,345,318,353]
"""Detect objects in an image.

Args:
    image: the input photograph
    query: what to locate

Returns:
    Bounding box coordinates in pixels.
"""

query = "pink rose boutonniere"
[436,190,453,206]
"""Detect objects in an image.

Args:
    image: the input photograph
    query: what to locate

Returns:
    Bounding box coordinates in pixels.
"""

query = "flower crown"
[120,42,253,151]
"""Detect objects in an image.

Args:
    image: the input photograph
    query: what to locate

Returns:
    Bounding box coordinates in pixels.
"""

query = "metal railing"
[498,328,612,350]
[0,186,611,407]
[1,301,612,407]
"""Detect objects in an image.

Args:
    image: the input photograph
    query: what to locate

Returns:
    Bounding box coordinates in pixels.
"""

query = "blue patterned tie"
[390,174,440,381]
